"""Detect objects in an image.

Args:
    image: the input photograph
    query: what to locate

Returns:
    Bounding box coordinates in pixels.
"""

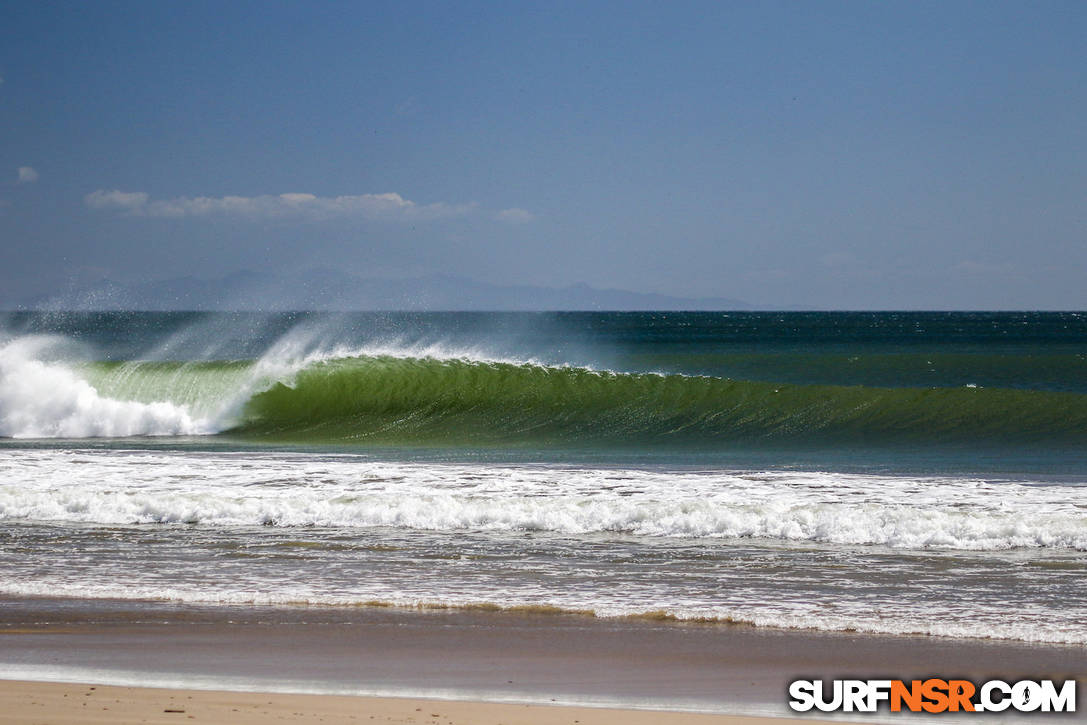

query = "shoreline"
[3,597,1086,723]
[0,680,837,725]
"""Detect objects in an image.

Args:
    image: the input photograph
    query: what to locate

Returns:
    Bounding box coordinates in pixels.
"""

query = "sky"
[1,0,1085,309]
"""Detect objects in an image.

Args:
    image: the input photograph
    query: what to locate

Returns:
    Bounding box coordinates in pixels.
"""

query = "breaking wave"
[3,450,1086,551]
[2,334,1086,448]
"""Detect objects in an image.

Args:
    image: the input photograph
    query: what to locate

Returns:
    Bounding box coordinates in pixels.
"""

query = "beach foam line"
[1,583,1083,646]
[3,450,1085,551]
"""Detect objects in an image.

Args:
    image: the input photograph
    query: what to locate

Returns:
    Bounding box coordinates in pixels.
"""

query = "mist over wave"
[0,318,534,440]
[2,312,1087,449]
[0,336,209,438]
[3,313,1087,647]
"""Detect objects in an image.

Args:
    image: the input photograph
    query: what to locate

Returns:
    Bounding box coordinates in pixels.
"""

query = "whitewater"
[1,311,1086,646]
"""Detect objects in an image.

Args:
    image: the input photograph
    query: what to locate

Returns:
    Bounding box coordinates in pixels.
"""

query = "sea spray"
[2,312,1087,649]
[5,329,1087,446]
[0,337,208,437]
[0,322,540,439]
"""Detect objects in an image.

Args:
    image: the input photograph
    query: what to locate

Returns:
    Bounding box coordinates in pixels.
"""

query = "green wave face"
[81,360,259,421]
[236,356,1087,447]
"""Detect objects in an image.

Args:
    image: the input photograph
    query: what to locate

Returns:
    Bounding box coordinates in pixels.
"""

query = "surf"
[3,333,1087,448]
[235,354,1087,447]
[0,336,211,438]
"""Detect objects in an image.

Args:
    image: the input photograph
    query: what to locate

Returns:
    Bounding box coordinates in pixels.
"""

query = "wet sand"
[1,597,1085,722]
[0,679,831,725]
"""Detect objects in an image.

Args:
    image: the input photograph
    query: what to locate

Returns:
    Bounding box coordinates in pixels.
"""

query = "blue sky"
[2,0,1085,308]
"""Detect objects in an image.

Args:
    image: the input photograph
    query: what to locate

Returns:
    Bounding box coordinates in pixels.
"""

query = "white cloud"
[495,208,536,224]
[85,189,149,210]
[17,167,39,183]
[84,189,479,221]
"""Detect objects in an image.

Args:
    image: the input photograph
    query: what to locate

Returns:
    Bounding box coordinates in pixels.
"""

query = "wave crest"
[0,337,210,438]
[238,354,1087,446]
[5,334,1087,447]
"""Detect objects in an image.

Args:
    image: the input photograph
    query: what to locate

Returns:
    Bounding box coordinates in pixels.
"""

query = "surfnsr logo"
[789,678,1077,714]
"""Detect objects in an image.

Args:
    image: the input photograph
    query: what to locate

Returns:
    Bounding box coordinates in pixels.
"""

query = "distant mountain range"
[17,270,756,311]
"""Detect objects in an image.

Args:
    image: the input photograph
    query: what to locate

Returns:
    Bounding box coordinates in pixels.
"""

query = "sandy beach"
[3,597,1086,723]
[5,0,1087,717]
[0,680,837,725]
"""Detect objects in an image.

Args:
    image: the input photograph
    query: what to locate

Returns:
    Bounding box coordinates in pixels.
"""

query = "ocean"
[1,311,1085,646]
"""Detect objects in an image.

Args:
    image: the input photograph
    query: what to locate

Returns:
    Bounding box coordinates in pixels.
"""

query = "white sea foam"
[0,337,212,438]
[0,577,1082,646]
[1,449,1084,551]
[2,449,1085,645]
[0,329,559,440]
